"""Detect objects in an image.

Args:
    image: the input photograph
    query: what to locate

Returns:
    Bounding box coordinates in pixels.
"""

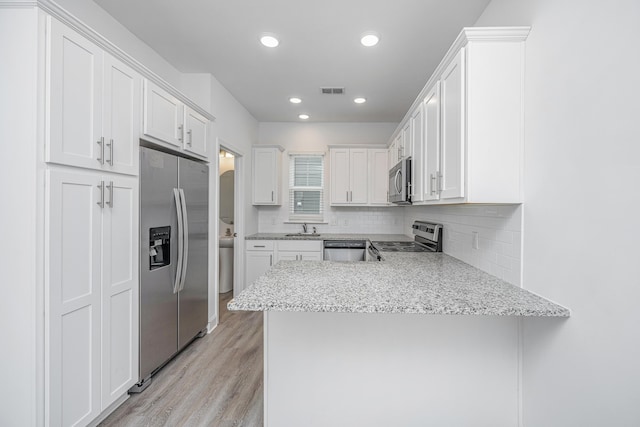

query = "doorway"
[215,140,245,329]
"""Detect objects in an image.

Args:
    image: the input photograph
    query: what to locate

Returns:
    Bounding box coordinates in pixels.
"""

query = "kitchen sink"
[284,233,321,237]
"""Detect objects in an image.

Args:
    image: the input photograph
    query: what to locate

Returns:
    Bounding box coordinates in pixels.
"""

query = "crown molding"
[1,0,215,121]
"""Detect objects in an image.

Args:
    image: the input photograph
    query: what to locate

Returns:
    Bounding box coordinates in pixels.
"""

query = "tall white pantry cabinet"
[3,4,214,426]
[45,16,140,427]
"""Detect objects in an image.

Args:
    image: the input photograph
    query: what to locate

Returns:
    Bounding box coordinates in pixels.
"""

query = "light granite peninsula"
[232,233,569,426]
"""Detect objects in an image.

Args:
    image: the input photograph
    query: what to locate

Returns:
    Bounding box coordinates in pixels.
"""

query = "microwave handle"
[394,169,402,195]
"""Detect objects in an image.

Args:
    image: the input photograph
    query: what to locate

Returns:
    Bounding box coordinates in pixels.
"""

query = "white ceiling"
[95,0,491,123]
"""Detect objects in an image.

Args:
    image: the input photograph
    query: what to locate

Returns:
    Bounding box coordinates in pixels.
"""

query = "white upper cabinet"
[253,146,283,205]
[368,149,389,205]
[409,104,425,202]
[330,148,368,205]
[103,55,141,175]
[423,83,441,201]
[390,27,529,205]
[439,48,465,200]
[183,106,209,158]
[143,81,212,159]
[143,80,185,148]
[47,18,141,175]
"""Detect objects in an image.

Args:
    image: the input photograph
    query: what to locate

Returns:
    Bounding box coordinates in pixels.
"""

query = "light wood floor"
[100,292,264,426]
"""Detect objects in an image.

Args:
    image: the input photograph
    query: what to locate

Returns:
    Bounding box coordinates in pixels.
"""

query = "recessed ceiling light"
[354,97,367,104]
[298,114,310,120]
[360,33,380,47]
[260,34,279,48]
[289,97,302,104]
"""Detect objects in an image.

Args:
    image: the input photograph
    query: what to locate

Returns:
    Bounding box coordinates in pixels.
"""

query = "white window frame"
[288,152,325,222]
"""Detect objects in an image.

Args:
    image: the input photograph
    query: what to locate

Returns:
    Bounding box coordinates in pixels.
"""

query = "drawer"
[278,240,322,252]
[246,240,275,251]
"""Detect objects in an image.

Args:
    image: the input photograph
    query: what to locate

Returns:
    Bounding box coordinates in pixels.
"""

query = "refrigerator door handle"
[178,188,189,291]
[173,188,184,294]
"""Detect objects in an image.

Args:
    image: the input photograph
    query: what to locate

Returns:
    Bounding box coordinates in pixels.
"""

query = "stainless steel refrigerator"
[136,146,209,388]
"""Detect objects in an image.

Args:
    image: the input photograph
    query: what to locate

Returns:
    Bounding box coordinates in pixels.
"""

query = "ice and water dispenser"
[149,226,171,270]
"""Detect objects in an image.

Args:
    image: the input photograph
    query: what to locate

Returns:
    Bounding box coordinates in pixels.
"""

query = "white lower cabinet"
[245,240,275,287]
[46,169,138,426]
[246,240,323,287]
[276,240,323,262]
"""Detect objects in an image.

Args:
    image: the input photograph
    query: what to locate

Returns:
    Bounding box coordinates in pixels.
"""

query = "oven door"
[389,157,411,205]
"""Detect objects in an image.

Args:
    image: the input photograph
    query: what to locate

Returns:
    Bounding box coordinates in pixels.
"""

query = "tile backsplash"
[258,206,405,234]
[404,204,523,286]
[258,203,522,286]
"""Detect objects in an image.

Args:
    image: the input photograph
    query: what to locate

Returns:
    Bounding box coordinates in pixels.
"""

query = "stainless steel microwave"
[389,157,411,205]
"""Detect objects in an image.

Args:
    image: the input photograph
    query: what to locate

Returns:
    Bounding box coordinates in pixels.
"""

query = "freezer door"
[178,157,209,349]
[139,147,179,379]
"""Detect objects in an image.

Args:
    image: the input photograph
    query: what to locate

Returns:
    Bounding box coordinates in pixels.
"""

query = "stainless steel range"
[372,221,443,253]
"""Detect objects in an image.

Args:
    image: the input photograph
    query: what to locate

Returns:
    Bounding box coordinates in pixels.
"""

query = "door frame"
[210,137,246,330]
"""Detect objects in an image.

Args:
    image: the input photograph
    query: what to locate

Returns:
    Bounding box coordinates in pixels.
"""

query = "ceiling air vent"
[321,87,345,95]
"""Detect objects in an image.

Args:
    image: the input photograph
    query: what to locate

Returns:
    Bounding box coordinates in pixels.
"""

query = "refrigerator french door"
[138,146,209,383]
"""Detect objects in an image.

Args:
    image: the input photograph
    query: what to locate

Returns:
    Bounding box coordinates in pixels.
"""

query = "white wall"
[257,122,400,234]
[404,205,522,286]
[0,8,39,425]
[474,0,640,425]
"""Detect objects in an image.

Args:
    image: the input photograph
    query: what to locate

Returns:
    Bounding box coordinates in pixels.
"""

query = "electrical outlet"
[472,231,479,250]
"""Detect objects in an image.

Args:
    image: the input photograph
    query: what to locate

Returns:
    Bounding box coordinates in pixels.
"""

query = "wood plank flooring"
[100,292,264,426]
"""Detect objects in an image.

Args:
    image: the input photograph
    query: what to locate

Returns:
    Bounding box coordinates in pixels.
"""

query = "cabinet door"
[330,149,350,204]
[393,134,403,164]
[369,149,389,205]
[349,149,368,204]
[277,251,299,262]
[143,80,184,147]
[401,122,411,159]
[440,49,466,200]
[410,104,425,202]
[101,175,139,409]
[47,170,102,426]
[300,252,323,261]
[47,18,103,170]
[424,83,441,201]
[103,54,141,176]
[246,251,274,286]
[253,147,280,205]
[388,142,396,171]
[184,106,209,158]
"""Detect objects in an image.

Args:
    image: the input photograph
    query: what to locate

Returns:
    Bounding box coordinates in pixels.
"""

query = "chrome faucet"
[302,223,308,233]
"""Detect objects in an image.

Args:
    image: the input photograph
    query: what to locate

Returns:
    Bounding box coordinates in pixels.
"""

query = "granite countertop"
[245,233,413,242]
[228,251,570,317]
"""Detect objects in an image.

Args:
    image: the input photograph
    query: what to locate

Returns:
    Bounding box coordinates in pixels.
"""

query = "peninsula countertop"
[228,249,570,317]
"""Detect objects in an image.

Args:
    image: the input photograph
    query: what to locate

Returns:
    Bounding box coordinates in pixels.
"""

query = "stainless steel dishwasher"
[323,240,366,261]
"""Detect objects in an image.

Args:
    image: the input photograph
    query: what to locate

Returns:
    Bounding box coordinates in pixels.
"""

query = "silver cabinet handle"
[269,254,273,266]
[187,129,192,146]
[97,180,105,208]
[178,188,189,292]
[254,245,266,248]
[173,188,184,294]
[346,191,349,202]
[430,174,436,195]
[178,124,183,142]
[271,190,274,202]
[106,139,114,166]
[438,173,443,192]
[106,181,113,207]
[97,137,105,165]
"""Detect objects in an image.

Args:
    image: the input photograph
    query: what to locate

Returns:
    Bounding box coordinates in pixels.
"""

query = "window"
[289,154,324,221]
